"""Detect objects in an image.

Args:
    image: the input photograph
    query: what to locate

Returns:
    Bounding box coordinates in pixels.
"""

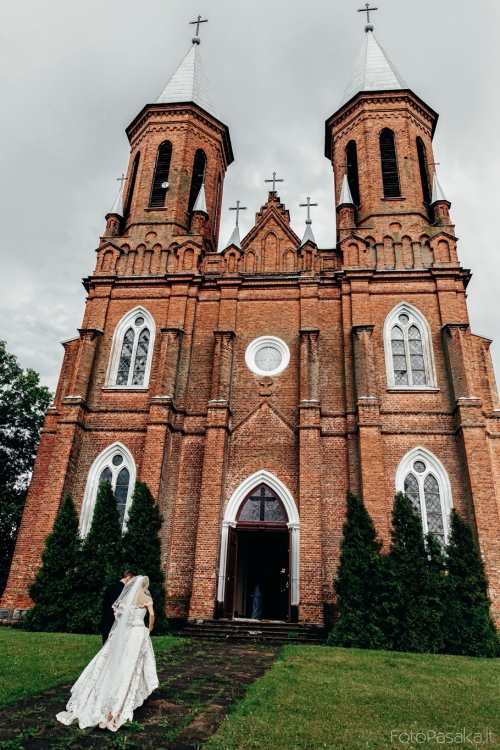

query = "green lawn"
[0,629,180,708]
[208,645,500,750]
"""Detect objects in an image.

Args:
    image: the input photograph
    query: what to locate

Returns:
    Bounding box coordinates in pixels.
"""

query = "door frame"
[217,470,300,617]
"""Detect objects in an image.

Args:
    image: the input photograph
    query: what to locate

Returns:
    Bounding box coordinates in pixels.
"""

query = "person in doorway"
[251,583,263,620]
[99,569,135,644]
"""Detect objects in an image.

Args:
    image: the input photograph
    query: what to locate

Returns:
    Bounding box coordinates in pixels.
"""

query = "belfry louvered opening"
[124,152,140,218]
[416,137,431,205]
[188,149,207,213]
[149,141,173,208]
[379,129,401,198]
[346,140,360,207]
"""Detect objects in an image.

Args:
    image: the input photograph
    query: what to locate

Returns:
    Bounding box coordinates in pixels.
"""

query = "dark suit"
[100,580,125,644]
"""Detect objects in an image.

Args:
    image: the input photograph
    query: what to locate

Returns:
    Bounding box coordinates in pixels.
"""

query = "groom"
[100,569,136,644]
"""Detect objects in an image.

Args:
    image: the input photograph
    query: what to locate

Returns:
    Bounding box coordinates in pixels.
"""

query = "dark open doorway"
[234,529,289,620]
[223,483,291,621]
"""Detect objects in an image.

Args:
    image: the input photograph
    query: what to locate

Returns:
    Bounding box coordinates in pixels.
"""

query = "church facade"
[3,24,500,627]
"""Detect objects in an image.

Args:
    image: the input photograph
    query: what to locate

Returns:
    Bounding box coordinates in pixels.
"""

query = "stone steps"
[182,618,325,644]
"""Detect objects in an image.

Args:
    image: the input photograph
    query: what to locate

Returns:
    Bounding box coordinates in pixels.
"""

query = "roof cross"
[229,199,247,227]
[117,173,128,190]
[299,197,318,222]
[265,172,284,193]
[189,15,208,37]
[358,3,378,23]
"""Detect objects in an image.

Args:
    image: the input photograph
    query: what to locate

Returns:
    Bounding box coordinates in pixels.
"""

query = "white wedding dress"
[57,579,158,732]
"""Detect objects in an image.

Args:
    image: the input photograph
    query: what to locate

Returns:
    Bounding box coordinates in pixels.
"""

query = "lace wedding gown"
[56,604,158,732]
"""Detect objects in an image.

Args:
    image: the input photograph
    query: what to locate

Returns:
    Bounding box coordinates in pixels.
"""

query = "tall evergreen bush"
[23,494,80,632]
[327,492,389,649]
[122,480,168,634]
[442,509,500,657]
[389,492,444,653]
[67,481,123,634]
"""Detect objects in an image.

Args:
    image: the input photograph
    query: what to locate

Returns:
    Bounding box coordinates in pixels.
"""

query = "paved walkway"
[0,641,279,749]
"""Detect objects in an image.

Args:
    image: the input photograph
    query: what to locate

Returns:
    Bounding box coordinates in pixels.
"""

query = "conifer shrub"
[327,492,389,650]
[389,492,443,653]
[67,481,123,634]
[23,494,80,632]
[122,480,168,634]
[442,509,500,657]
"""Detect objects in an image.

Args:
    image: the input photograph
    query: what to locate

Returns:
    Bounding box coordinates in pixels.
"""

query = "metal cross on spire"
[189,14,208,37]
[265,172,284,193]
[117,173,128,190]
[229,199,247,227]
[358,3,378,24]
[299,197,318,222]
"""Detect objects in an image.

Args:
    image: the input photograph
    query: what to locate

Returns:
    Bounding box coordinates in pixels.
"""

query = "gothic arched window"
[105,307,155,389]
[396,448,452,545]
[346,140,360,206]
[149,141,173,208]
[124,152,140,218]
[187,149,207,213]
[416,137,431,205]
[383,303,437,389]
[80,443,136,535]
[379,128,401,198]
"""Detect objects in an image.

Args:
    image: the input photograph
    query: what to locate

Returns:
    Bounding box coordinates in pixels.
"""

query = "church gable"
[240,193,301,273]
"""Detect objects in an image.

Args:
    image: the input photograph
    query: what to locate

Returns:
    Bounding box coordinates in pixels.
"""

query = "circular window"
[135,316,145,327]
[112,454,124,466]
[398,313,410,325]
[413,460,426,473]
[245,336,290,377]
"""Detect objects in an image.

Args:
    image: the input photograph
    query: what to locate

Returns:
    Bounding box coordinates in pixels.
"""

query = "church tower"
[324,21,500,619]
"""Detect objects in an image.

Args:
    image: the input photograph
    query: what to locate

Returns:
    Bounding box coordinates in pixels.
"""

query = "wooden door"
[224,527,238,618]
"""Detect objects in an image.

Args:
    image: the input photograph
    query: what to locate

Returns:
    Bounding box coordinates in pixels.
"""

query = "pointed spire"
[155,42,219,120]
[300,220,316,248]
[108,181,124,217]
[338,174,355,206]
[339,28,407,108]
[224,225,241,250]
[431,172,448,204]
[192,182,207,213]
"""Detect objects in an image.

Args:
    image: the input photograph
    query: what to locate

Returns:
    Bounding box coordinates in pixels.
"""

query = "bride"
[56,575,159,731]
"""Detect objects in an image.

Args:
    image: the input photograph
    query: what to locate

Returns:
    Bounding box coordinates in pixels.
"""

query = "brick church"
[3,19,500,628]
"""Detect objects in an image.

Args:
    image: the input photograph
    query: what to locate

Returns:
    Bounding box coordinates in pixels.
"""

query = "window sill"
[381,197,406,201]
[387,387,440,392]
[102,386,149,391]
[144,207,168,212]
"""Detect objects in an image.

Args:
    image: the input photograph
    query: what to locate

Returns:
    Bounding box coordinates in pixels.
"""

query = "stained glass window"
[99,467,112,485]
[116,328,134,385]
[424,473,445,545]
[115,467,130,527]
[390,312,428,387]
[132,328,150,385]
[115,316,151,387]
[404,467,445,545]
[404,472,421,515]
[409,326,426,385]
[391,325,408,385]
[239,486,286,523]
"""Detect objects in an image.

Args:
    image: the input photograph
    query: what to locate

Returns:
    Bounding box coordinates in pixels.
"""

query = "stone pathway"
[0,641,279,750]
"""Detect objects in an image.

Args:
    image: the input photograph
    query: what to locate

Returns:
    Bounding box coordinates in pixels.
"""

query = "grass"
[0,628,181,709]
[208,645,500,750]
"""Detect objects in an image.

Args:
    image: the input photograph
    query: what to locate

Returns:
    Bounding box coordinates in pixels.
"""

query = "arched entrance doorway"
[217,471,300,622]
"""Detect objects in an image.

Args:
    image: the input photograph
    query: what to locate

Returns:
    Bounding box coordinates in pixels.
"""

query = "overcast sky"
[1,0,499,391]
